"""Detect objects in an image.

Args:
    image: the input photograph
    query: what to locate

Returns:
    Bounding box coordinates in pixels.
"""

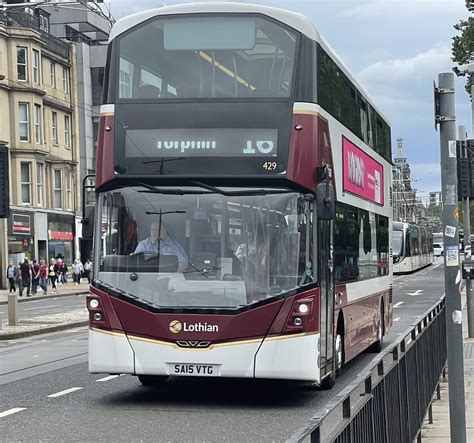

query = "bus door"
[319,219,335,375]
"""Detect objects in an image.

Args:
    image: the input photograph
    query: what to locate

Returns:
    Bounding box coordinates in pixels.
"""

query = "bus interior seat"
[136,84,161,99]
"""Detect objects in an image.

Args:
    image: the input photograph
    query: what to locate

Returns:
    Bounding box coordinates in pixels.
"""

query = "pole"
[468,83,474,337]
[437,72,466,443]
[460,125,474,338]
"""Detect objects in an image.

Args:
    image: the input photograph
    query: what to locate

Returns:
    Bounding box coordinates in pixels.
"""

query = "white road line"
[47,387,83,398]
[393,302,404,308]
[0,408,26,418]
[393,317,401,322]
[96,375,121,382]
[24,304,61,311]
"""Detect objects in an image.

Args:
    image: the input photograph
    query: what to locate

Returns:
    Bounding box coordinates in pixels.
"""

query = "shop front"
[48,213,75,264]
[7,212,34,265]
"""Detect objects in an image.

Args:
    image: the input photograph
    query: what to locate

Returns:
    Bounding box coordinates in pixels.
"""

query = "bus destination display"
[125,128,278,158]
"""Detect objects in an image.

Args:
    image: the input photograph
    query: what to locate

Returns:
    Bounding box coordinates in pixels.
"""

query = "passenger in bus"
[134,221,188,272]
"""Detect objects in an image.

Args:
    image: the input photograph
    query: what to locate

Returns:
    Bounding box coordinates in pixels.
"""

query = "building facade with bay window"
[0,9,80,288]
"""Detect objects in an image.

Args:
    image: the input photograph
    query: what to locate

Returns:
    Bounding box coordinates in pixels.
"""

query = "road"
[0,259,445,442]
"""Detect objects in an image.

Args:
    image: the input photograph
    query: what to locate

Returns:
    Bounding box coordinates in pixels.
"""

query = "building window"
[66,172,72,210]
[21,162,31,204]
[62,67,70,94]
[52,111,58,144]
[34,104,42,144]
[64,115,71,147]
[54,169,62,209]
[19,103,29,141]
[50,62,56,88]
[37,163,44,206]
[32,50,40,84]
[39,15,49,33]
[17,47,28,81]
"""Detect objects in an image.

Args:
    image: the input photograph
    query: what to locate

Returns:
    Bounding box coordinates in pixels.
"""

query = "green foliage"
[452,2,474,94]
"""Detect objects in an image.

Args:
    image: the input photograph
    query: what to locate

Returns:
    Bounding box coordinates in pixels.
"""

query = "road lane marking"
[407,290,423,296]
[47,387,83,398]
[24,304,61,311]
[393,317,401,322]
[393,302,404,308]
[96,375,121,382]
[0,408,26,418]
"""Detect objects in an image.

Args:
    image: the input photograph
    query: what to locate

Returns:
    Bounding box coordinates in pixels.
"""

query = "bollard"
[8,293,18,326]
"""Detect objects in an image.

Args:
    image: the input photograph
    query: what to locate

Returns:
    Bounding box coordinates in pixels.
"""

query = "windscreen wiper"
[135,181,211,195]
[186,180,289,196]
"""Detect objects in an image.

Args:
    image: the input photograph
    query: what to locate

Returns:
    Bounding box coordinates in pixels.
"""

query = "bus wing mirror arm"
[81,174,96,239]
[316,182,335,220]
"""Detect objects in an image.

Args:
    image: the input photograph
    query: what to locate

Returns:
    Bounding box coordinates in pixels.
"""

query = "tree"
[452,1,474,94]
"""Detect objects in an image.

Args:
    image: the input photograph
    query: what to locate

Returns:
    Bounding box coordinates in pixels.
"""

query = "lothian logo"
[169,320,218,334]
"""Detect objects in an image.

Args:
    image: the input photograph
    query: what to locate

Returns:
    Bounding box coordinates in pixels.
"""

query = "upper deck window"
[116,15,298,100]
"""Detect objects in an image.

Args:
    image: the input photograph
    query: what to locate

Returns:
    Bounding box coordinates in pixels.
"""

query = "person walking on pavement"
[83,259,92,284]
[7,260,17,293]
[19,258,32,297]
[31,259,40,295]
[49,258,58,294]
[38,259,48,295]
[72,259,83,285]
[61,260,68,285]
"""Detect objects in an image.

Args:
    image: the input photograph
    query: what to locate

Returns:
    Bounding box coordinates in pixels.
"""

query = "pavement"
[421,295,474,442]
[0,280,90,340]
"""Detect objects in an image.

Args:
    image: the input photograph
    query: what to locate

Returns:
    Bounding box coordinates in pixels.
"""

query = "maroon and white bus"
[86,3,393,389]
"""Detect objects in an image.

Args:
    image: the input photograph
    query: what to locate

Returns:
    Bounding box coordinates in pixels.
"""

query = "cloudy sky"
[106,0,472,203]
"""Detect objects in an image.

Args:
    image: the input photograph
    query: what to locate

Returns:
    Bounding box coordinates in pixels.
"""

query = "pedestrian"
[83,258,92,284]
[56,258,63,285]
[38,259,48,295]
[61,260,68,285]
[72,259,83,285]
[7,260,17,293]
[19,258,32,297]
[49,258,58,294]
[31,259,40,295]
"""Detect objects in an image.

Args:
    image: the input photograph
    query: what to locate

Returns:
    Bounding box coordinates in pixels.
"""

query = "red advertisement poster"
[343,137,384,205]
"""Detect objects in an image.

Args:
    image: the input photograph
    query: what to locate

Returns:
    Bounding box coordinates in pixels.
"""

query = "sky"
[105,0,472,204]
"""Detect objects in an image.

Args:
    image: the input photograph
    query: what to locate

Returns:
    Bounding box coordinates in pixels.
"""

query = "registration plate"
[170,363,219,377]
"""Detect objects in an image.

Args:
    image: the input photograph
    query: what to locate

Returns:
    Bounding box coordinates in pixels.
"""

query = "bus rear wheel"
[370,303,385,353]
[137,375,168,387]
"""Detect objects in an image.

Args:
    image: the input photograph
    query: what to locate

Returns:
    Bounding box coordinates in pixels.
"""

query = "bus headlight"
[89,299,99,309]
[93,312,102,321]
[298,303,309,314]
[293,317,303,326]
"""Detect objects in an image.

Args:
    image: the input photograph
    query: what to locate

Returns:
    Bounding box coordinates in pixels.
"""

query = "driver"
[134,221,188,272]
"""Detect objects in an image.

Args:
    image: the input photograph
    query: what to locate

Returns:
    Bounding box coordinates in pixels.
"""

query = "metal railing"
[1,11,70,59]
[289,297,446,443]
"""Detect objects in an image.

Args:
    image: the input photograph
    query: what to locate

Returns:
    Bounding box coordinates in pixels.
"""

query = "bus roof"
[109,2,390,124]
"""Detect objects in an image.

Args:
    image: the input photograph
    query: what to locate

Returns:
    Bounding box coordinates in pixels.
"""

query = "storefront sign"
[12,214,31,235]
[342,137,384,205]
[48,231,74,241]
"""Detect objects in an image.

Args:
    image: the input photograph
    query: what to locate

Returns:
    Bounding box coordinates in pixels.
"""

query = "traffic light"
[0,145,10,219]
[457,139,474,200]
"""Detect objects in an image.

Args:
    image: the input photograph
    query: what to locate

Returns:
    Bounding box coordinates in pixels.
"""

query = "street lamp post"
[453,63,474,338]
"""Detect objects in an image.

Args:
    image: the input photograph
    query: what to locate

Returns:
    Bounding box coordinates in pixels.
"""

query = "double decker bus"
[393,222,434,273]
[86,3,393,389]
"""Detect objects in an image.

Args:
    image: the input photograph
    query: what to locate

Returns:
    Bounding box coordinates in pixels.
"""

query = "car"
[433,243,444,257]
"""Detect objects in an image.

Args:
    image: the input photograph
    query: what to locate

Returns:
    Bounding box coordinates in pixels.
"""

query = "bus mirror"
[316,182,335,220]
[82,206,95,239]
